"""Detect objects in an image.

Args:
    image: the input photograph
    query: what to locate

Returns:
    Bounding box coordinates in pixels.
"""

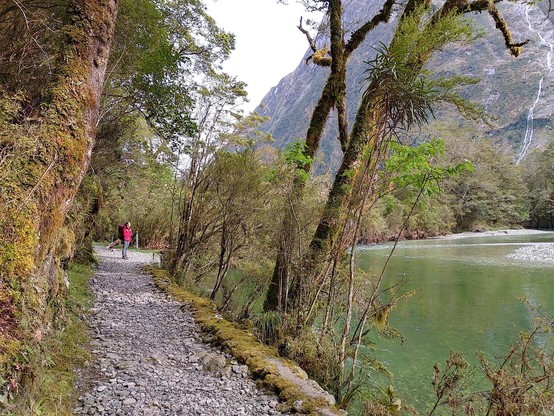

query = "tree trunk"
[265,0,346,312]
[288,88,380,311]
[33,0,119,258]
[287,0,435,312]
[264,0,398,312]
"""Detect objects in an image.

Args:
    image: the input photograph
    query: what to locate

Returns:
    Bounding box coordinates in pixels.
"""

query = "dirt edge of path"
[145,266,346,416]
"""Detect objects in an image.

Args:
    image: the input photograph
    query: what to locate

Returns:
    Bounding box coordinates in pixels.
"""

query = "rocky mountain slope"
[256,0,553,171]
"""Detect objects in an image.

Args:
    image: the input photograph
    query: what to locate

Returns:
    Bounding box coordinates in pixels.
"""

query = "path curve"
[74,248,285,415]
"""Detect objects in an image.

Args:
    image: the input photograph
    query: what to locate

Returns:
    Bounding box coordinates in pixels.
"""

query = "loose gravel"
[74,248,286,416]
[507,243,554,264]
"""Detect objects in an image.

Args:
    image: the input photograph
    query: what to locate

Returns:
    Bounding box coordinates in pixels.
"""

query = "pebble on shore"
[507,243,554,264]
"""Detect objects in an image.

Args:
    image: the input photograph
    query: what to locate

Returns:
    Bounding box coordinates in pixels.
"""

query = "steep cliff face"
[256,0,554,170]
[0,0,118,400]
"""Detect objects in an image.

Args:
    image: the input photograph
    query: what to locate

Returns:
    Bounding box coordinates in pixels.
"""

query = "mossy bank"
[146,266,345,416]
[0,262,93,415]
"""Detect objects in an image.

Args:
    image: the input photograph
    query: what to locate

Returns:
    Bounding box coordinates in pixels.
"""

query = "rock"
[276,403,292,413]
[294,367,309,380]
[106,352,121,360]
[232,364,249,376]
[201,352,215,365]
[115,360,138,369]
[149,352,167,364]
[292,400,304,412]
[203,354,227,372]
[221,365,233,378]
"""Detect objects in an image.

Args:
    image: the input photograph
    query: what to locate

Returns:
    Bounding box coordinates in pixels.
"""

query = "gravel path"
[74,248,285,416]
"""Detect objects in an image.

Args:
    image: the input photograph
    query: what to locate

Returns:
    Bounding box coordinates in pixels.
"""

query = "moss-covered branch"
[487,0,529,57]
[345,0,397,58]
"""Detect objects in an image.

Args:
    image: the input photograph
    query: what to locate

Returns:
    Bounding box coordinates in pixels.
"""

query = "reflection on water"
[355,232,554,412]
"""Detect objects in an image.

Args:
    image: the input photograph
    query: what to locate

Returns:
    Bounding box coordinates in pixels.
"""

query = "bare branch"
[298,16,317,52]
[487,0,529,57]
[432,0,527,57]
[298,16,331,66]
[345,0,396,58]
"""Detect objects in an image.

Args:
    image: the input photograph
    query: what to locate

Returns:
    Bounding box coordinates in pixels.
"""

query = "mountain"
[255,0,554,171]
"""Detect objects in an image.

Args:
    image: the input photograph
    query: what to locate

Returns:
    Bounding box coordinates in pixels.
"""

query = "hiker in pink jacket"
[122,222,133,259]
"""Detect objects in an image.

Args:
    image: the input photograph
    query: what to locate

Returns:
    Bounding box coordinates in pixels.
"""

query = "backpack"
[117,224,124,240]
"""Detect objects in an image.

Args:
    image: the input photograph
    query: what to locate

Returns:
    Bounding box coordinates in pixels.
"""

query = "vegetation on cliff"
[0,0,118,406]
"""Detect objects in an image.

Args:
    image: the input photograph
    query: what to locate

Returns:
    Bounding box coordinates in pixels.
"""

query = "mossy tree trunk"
[38,0,119,254]
[0,0,118,397]
[264,0,345,313]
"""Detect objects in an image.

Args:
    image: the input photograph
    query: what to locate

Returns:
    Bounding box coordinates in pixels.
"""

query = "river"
[356,230,554,412]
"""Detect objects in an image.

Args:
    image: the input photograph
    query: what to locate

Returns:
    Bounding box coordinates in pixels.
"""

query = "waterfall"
[517,6,554,164]
[518,78,544,164]
[517,7,554,164]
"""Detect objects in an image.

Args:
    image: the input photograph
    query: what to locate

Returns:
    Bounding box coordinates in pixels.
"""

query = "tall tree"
[265,0,532,318]
[100,0,235,141]
[266,0,396,311]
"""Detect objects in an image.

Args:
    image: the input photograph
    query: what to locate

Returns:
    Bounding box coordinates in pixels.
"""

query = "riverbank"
[433,229,554,264]
[432,228,550,240]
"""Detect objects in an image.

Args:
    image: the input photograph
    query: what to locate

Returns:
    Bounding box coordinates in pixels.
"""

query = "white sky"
[206,0,323,112]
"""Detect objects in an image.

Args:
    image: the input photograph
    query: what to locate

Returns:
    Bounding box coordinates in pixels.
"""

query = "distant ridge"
[255,0,554,170]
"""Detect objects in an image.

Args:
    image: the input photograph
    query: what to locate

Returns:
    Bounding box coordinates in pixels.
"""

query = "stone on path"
[74,248,286,416]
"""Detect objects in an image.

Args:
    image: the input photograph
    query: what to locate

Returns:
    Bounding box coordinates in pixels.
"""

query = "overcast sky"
[206,0,323,112]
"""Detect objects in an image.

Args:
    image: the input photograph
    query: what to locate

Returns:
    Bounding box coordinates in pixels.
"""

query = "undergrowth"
[2,262,93,415]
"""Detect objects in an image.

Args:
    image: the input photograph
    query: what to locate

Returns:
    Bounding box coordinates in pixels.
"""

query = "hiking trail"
[74,248,286,416]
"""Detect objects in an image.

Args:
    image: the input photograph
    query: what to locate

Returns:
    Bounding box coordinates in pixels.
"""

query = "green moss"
[0,0,117,408]
[0,339,23,366]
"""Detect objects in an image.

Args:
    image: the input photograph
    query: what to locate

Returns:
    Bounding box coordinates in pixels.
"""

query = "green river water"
[355,231,554,412]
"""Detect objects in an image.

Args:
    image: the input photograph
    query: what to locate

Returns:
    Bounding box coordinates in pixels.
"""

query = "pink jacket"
[123,225,133,242]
